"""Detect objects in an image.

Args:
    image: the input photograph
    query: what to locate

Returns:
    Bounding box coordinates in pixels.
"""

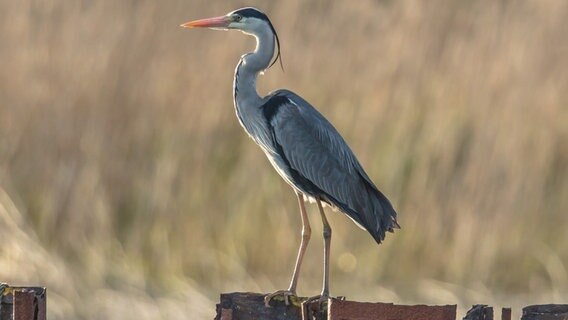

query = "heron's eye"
[234,14,242,22]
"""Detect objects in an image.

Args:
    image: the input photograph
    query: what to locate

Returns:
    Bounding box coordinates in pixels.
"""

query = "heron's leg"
[288,191,311,292]
[264,191,311,307]
[300,199,331,317]
[316,199,331,298]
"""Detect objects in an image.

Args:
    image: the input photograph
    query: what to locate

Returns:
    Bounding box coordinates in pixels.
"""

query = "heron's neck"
[233,28,275,107]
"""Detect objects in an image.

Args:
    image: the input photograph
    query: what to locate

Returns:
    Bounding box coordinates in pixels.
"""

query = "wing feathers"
[264,90,398,243]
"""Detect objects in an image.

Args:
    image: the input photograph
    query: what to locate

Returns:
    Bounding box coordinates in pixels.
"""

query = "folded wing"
[263,90,399,243]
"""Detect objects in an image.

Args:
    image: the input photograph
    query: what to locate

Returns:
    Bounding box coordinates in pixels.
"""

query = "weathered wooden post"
[0,284,46,320]
[215,292,457,320]
[464,305,494,320]
[521,305,568,320]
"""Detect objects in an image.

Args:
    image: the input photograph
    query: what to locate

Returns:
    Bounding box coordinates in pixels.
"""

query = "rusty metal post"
[0,285,46,320]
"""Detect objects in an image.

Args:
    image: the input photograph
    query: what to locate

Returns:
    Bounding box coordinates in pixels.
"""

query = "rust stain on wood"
[220,308,233,320]
[501,308,512,320]
[328,298,456,320]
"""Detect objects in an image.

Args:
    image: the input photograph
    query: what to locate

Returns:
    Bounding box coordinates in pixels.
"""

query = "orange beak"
[180,15,231,29]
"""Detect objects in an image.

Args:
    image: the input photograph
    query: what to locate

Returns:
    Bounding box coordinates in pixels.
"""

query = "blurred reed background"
[0,0,567,318]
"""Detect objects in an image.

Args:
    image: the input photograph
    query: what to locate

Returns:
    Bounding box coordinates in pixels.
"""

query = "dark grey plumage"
[260,90,399,243]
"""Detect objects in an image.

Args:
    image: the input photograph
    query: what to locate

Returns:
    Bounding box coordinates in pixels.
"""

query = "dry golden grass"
[0,0,567,318]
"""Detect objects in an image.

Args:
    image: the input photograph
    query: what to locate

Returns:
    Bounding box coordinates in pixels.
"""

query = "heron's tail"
[331,184,399,244]
[367,188,400,244]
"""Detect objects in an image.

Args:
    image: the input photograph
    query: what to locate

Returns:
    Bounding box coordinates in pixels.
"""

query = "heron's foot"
[264,289,299,307]
[300,294,345,315]
[302,294,329,307]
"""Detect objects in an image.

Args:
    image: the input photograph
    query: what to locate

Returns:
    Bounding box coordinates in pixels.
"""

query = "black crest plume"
[233,7,284,71]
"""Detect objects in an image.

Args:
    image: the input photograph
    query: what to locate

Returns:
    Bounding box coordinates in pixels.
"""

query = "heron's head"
[181,7,282,69]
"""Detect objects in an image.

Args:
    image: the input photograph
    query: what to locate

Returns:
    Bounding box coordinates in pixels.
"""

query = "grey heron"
[181,7,399,306]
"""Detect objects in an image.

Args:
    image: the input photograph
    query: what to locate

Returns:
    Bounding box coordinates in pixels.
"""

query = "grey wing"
[266,90,399,243]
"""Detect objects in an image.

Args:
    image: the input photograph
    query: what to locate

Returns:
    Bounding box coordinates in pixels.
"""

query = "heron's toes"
[264,290,299,307]
[302,294,329,306]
